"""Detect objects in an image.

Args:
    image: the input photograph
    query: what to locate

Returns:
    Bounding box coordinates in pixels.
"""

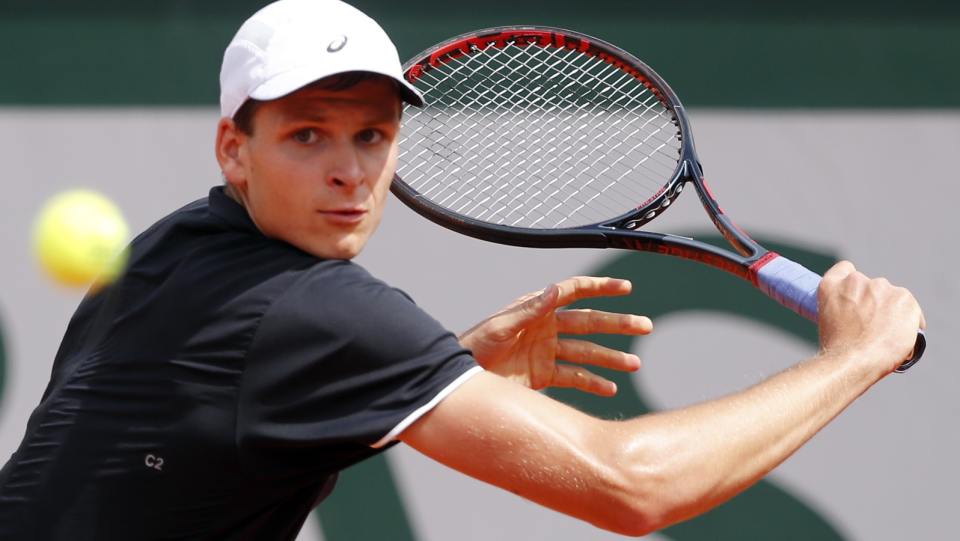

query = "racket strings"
[474,44,677,215]
[398,40,682,229]
[407,66,672,219]
[415,46,675,177]
[412,44,667,216]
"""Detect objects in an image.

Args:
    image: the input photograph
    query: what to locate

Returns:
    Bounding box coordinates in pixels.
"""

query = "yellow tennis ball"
[33,190,130,288]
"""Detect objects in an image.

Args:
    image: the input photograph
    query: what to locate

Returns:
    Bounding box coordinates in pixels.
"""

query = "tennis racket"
[390,26,924,372]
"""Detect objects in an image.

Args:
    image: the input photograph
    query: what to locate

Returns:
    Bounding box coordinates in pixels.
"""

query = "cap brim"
[398,80,424,107]
[249,63,423,108]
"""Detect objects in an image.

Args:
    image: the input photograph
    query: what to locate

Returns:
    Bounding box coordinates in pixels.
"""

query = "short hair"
[232,71,401,136]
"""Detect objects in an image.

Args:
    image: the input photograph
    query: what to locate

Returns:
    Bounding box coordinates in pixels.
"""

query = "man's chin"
[305,237,366,261]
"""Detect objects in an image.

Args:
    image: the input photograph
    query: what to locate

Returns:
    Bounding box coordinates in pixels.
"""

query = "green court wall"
[0,0,958,108]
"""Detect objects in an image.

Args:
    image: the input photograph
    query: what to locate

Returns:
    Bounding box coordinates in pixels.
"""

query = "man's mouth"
[319,208,366,224]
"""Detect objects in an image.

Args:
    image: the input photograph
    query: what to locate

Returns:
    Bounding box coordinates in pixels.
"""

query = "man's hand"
[817,261,925,375]
[458,276,652,396]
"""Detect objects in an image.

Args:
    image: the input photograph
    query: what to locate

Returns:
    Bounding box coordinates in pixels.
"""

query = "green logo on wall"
[315,234,846,540]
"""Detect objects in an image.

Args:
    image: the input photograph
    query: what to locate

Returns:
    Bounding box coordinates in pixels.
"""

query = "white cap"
[219,0,422,118]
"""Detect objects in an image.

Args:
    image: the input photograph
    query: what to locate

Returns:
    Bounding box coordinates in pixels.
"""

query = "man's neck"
[223,182,245,208]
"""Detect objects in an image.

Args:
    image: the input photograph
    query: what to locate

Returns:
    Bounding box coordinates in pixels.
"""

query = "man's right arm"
[399,262,924,536]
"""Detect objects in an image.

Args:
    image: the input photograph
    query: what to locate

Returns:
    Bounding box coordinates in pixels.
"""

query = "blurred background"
[0,1,957,540]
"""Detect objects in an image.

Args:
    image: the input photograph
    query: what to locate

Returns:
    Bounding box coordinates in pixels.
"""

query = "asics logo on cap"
[327,35,348,53]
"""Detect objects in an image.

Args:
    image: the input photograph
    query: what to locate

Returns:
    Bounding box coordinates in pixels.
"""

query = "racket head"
[392,26,699,243]
[389,27,926,373]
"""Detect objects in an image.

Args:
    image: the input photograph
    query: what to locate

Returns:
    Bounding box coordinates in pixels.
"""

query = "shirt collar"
[208,185,262,236]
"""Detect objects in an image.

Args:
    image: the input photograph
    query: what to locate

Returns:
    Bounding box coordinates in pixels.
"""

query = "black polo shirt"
[0,187,480,540]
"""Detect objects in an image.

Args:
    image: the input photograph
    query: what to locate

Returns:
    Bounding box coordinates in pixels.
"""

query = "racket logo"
[327,35,348,53]
[638,187,668,212]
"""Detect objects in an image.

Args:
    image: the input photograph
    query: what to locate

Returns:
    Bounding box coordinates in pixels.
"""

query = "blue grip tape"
[755,256,821,323]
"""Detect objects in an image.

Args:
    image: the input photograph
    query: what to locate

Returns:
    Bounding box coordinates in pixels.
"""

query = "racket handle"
[755,255,924,372]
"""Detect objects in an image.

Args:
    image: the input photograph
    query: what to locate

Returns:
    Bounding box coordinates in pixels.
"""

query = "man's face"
[218,78,402,260]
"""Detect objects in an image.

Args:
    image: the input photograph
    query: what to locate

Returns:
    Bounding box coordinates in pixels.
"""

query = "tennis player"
[0,0,924,539]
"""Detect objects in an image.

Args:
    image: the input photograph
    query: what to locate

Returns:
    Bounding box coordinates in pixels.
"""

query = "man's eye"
[358,129,382,144]
[293,130,317,143]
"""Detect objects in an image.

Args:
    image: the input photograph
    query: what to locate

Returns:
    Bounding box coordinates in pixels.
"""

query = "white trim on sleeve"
[370,365,485,448]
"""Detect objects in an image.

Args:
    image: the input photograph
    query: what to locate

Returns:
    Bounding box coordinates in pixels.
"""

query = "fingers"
[556,309,652,336]
[518,283,560,321]
[549,364,619,397]
[503,276,632,313]
[553,276,633,308]
[478,277,636,342]
[818,260,925,372]
[557,339,641,372]
[822,259,857,282]
[467,284,560,344]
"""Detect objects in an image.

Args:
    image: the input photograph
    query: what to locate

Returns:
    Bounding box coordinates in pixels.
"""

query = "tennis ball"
[33,189,130,288]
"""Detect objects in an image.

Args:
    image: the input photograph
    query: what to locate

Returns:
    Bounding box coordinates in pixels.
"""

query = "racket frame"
[392,26,771,285]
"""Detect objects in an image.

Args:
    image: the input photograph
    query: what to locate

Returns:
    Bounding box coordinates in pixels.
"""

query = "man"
[0,0,924,539]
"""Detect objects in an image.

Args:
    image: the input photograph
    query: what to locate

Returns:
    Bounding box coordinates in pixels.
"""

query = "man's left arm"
[402,264,924,535]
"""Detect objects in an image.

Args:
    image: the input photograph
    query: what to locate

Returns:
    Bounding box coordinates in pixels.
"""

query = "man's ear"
[216,117,247,187]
